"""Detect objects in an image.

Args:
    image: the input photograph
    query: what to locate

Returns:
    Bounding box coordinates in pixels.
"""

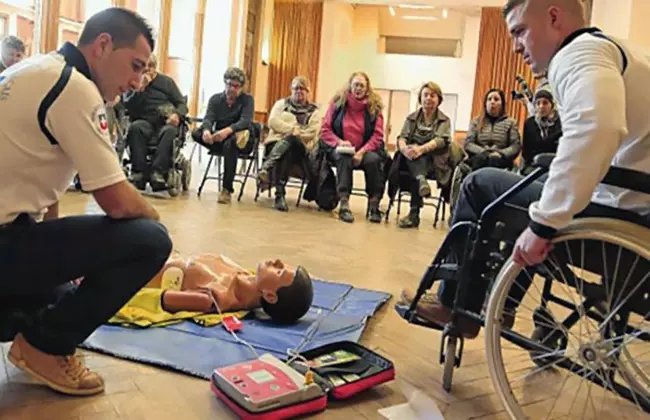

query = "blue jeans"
[0,213,172,355]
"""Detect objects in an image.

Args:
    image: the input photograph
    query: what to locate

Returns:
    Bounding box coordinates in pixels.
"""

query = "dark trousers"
[328,150,384,199]
[405,156,430,209]
[0,214,172,355]
[193,129,253,193]
[437,167,648,313]
[127,119,178,174]
[467,152,513,171]
[262,135,306,196]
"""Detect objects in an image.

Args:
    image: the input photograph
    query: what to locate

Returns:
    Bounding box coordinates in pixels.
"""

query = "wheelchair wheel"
[180,158,191,192]
[167,170,182,197]
[442,336,458,392]
[484,220,650,419]
[449,163,469,212]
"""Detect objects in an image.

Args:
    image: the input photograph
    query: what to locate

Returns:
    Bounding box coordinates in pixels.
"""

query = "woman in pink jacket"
[320,72,387,224]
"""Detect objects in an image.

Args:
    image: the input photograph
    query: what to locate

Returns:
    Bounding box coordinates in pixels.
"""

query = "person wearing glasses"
[192,67,255,204]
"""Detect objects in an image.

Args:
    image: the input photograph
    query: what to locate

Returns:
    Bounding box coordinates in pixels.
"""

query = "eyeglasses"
[226,82,242,89]
[291,86,307,91]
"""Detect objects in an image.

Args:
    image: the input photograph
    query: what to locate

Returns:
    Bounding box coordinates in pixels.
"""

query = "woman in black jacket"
[520,90,562,175]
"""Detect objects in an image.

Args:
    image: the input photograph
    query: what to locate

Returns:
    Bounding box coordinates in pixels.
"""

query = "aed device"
[211,354,327,419]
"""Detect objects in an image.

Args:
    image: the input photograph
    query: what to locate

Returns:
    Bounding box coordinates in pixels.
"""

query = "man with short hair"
[192,66,255,204]
[0,8,172,396]
[400,0,650,338]
[123,53,188,190]
[0,35,25,72]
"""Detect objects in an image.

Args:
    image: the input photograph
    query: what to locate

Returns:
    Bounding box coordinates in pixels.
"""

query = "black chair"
[385,168,447,227]
[197,122,265,202]
[254,143,310,207]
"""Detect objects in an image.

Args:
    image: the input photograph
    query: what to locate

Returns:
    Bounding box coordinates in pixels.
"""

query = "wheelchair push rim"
[485,228,650,419]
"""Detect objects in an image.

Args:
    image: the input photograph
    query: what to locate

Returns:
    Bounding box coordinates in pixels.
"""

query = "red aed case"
[210,341,395,419]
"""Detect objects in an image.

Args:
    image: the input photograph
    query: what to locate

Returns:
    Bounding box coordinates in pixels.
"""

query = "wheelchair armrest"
[602,166,650,195]
[533,153,556,169]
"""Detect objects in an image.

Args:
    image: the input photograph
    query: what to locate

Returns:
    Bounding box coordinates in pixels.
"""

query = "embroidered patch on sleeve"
[92,104,110,137]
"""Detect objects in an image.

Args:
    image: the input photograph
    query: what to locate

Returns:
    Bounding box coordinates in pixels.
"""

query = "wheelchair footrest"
[394,304,445,331]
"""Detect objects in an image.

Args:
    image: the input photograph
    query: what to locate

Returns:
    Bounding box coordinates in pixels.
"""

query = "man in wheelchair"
[122,54,188,191]
[399,0,650,340]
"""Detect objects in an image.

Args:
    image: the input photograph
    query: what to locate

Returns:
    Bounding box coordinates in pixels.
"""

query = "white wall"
[591,0,633,39]
[317,4,480,132]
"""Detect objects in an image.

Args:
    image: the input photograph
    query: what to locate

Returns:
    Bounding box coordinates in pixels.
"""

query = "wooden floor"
[0,147,647,419]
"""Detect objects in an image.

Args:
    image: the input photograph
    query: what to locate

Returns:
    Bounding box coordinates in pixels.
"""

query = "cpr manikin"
[147,255,314,324]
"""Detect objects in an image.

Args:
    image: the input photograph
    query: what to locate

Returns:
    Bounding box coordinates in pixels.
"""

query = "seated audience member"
[320,71,388,224]
[192,67,255,204]
[393,82,455,229]
[523,72,555,117]
[0,35,25,72]
[123,54,188,190]
[399,0,650,338]
[464,88,521,171]
[258,76,322,212]
[520,90,562,175]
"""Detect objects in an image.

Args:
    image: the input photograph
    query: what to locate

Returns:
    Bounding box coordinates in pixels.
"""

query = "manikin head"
[255,259,314,324]
[1,36,25,68]
[223,67,246,100]
[418,81,443,114]
[503,0,587,74]
[76,7,154,101]
[290,76,310,105]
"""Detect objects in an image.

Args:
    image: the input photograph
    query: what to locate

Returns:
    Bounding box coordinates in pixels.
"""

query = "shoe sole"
[8,352,105,396]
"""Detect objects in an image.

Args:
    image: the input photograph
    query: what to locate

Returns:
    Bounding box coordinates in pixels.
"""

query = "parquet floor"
[1,145,648,419]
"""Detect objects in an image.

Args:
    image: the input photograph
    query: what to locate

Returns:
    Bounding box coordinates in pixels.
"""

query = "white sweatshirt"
[529,28,650,237]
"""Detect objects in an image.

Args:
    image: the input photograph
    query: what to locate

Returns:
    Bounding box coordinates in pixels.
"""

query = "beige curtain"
[471,7,537,131]
[267,0,323,111]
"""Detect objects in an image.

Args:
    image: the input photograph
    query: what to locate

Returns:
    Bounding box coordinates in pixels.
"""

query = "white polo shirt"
[529,28,650,237]
[0,43,126,225]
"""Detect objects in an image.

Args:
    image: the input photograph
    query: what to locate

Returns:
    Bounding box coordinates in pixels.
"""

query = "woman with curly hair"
[319,72,388,224]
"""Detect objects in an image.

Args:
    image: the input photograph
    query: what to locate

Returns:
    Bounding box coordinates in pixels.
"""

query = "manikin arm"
[162,289,214,313]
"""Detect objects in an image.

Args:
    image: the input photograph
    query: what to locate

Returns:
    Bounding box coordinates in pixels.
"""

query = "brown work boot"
[8,334,105,396]
[398,288,481,339]
[218,190,232,204]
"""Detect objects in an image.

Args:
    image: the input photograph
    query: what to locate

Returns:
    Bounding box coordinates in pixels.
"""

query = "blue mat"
[80,279,391,379]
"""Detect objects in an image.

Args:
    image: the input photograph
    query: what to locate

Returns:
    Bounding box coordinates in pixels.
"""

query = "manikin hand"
[513,227,553,266]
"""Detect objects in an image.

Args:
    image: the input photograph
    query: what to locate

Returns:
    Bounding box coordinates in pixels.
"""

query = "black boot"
[274,184,288,212]
[399,208,421,228]
[338,198,354,223]
[416,175,431,198]
[367,200,382,224]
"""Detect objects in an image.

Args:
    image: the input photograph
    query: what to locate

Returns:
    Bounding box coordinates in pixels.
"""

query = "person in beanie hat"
[520,89,562,175]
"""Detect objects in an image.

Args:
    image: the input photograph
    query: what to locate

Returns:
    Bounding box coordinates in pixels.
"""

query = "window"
[58,0,112,48]
[197,0,233,115]
[166,0,197,103]
[383,36,462,58]
[0,0,37,57]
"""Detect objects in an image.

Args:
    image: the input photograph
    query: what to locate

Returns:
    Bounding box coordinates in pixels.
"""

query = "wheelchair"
[121,115,192,197]
[396,154,650,418]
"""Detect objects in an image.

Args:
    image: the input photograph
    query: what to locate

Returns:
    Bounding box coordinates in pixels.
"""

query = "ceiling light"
[398,4,435,9]
[442,8,448,18]
[389,6,395,16]
[402,15,438,20]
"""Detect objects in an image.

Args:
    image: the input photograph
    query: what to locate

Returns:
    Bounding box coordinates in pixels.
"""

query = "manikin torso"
[147,254,294,313]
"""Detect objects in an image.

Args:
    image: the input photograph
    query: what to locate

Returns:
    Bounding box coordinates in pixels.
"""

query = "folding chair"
[197,122,264,202]
[254,142,309,207]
